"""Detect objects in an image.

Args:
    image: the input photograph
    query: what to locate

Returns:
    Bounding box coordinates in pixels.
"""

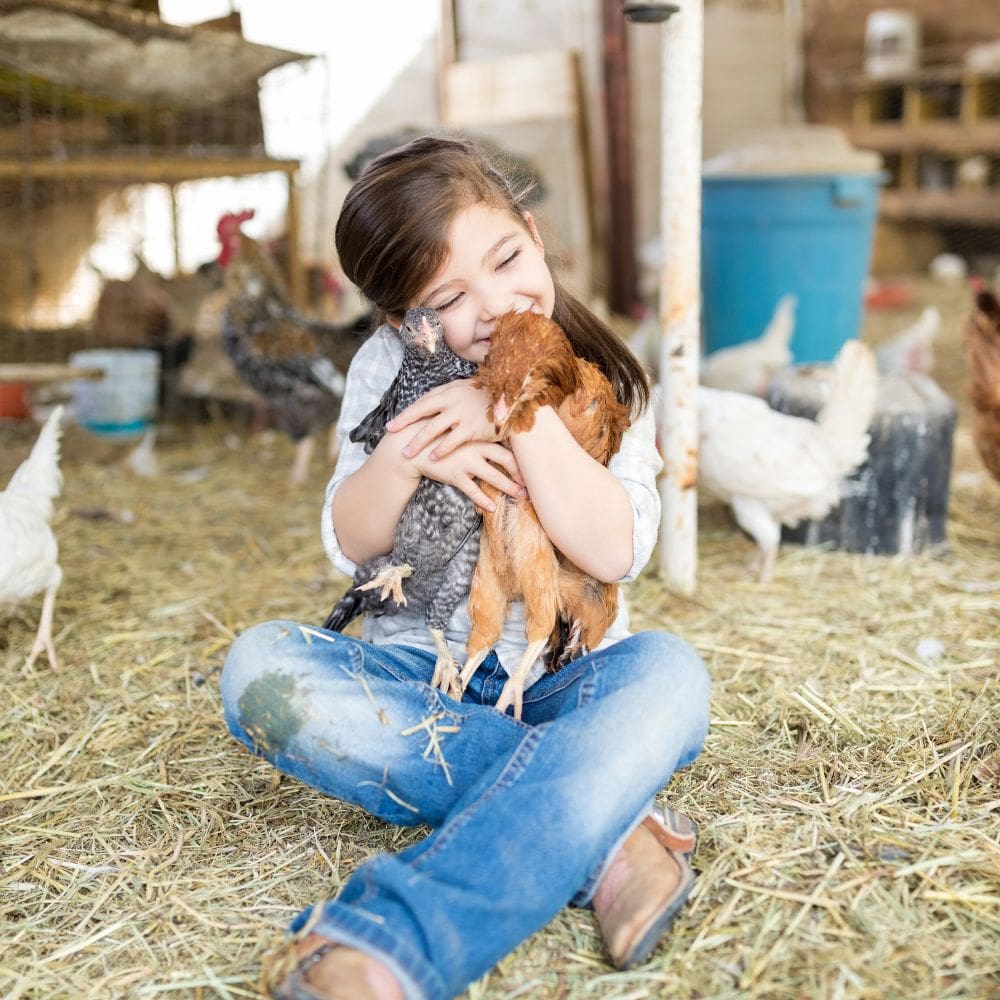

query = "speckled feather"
[323,307,481,632]
[349,308,477,453]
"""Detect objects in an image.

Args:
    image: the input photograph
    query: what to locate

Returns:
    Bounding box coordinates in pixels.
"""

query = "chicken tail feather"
[816,341,879,475]
[6,406,64,513]
[322,589,364,632]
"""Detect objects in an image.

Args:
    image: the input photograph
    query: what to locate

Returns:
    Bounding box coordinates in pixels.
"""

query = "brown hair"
[335,133,649,412]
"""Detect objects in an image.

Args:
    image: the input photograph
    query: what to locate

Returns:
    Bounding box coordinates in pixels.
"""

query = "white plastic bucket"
[864,10,921,78]
[70,348,160,438]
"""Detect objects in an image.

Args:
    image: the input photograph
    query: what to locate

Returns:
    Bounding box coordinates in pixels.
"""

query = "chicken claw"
[428,626,464,701]
[494,637,547,720]
[357,564,413,606]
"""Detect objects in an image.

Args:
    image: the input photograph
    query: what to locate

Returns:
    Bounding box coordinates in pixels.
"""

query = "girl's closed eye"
[497,248,521,271]
[436,292,463,312]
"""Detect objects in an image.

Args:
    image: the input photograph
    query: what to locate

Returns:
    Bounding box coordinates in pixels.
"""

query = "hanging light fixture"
[622,1,680,23]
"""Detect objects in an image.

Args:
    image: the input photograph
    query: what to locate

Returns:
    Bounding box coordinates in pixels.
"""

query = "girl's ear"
[386,312,403,330]
[522,211,545,253]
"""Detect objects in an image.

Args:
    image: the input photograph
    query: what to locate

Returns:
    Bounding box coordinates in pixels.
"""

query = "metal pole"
[657,0,702,593]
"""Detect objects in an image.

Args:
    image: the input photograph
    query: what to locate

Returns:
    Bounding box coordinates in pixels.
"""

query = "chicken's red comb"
[217,209,255,238]
[216,209,254,266]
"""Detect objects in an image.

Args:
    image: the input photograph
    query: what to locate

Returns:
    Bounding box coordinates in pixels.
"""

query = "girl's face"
[410,202,556,365]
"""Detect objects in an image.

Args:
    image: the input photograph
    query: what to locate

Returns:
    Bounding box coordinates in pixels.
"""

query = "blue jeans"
[221,621,710,1000]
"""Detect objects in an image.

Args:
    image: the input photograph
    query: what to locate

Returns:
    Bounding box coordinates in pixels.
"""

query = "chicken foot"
[732,497,780,583]
[357,564,413,606]
[494,637,548,720]
[428,626,463,700]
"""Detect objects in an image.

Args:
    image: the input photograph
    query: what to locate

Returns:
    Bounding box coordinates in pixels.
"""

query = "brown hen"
[965,285,1000,483]
[458,311,631,718]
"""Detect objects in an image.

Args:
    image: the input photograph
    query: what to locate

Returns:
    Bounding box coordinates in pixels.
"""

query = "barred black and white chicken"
[322,307,480,697]
[216,210,367,485]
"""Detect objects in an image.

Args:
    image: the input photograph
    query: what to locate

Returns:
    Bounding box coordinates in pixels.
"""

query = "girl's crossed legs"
[221,621,710,1000]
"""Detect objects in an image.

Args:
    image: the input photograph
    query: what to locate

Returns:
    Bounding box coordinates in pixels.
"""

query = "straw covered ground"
[2,277,998,999]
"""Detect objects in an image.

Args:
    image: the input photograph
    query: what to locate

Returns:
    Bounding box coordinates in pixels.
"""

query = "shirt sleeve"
[609,402,663,582]
[320,325,403,577]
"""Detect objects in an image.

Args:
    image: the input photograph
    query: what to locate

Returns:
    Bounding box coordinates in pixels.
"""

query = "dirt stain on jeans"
[239,673,303,755]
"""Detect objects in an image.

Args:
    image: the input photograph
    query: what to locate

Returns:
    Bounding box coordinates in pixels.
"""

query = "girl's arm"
[509,406,635,583]
[333,418,525,565]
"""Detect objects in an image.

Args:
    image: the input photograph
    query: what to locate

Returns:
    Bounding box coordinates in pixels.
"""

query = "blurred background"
[0,0,997,422]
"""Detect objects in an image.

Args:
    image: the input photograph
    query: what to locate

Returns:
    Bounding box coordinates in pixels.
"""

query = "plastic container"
[864,10,922,78]
[70,348,160,438]
[701,126,885,364]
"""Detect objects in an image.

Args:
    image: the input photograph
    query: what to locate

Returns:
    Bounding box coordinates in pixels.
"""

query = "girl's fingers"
[401,419,449,459]
[458,478,497,512]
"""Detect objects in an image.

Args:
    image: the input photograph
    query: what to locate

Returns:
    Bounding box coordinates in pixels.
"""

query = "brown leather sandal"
[264,934,403,1000]
[595,815,698,970]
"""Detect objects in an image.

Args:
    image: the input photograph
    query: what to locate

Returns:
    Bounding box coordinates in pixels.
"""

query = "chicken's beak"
[419,315,439,354]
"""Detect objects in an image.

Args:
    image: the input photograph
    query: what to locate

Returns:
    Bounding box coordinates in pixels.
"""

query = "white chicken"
[875,305,940,375]
[698,340,878,582]
[1,405,65,668]
[701,294,797,396]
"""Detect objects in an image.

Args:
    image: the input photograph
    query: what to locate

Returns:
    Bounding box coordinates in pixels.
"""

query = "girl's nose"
[480,289,517,321]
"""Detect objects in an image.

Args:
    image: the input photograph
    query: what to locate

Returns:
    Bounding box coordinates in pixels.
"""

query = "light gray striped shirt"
[321,323,662,686]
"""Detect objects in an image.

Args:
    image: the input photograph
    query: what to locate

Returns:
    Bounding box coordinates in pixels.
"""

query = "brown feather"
[964,293,1000,483]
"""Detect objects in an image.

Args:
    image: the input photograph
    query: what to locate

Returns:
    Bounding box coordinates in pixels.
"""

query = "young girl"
[220,133,710,1000]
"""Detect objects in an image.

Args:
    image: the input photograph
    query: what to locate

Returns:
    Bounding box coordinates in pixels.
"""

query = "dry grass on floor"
[1,277,998,999]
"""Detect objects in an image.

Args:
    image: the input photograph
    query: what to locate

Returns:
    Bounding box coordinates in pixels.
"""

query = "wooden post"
[657,0,702,593]
[601,0,638,316]
[285,170,306,309]
[168,183,181,275]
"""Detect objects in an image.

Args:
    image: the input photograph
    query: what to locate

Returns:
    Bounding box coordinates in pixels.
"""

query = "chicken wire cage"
[0,0,348,428]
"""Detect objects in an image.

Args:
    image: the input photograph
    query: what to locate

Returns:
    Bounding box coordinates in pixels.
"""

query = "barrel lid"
[703,125,883,177]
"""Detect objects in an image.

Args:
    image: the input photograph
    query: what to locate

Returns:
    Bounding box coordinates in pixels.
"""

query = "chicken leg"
[732,497,781,583]
[26,581,59,670]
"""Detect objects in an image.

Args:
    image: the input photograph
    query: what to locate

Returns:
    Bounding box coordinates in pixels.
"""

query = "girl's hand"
[387,380,498,461]
[410,438,525,513]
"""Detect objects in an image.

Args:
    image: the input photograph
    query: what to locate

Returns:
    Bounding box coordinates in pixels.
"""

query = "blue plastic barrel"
[701,172,884,363]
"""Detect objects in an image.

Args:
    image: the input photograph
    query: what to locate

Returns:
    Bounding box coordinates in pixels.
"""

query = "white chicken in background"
[700,294,797,396]
[1,406,65,668]
[697,340,878,582]
[875,305,940,375]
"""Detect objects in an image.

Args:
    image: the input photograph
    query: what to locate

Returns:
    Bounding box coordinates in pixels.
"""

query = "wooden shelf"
[831,66,1000,225]
[879,189,1000,225]
[848,122,1000,156]
[0,154,299,183]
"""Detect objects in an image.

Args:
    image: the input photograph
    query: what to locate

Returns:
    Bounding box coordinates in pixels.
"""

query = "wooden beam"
[0,155,299,183]
[0,363,103,383]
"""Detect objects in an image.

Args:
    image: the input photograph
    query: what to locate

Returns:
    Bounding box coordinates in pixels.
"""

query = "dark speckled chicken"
[322,307,480,698]
[217,211,364,486]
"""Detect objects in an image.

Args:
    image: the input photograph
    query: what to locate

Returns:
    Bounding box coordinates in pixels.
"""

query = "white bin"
[70,349,160,438]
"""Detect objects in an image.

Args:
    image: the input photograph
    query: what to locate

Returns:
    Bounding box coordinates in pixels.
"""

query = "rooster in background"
[875,305,940,375]
[458,311,631,718]
[700,294,797,396]
[1,406,64,669]
[216,210,367,485]
[964,282,1000,483]
[698,340,878,582]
